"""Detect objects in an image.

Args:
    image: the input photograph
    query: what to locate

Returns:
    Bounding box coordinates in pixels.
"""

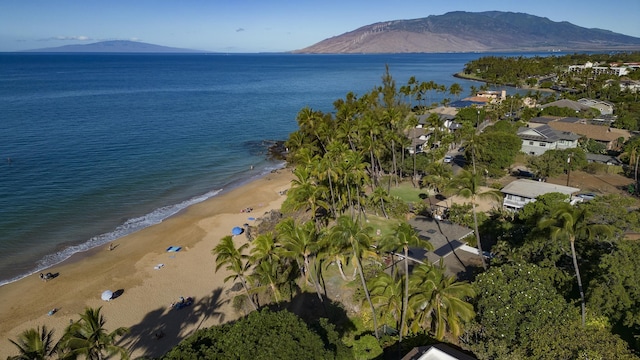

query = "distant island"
[22,40,205,53]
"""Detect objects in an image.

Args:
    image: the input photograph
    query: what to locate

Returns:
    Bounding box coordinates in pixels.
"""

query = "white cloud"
[41,35,92,41]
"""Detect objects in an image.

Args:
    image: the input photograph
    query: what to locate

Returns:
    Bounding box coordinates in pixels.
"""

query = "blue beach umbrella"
[231,226,243,235]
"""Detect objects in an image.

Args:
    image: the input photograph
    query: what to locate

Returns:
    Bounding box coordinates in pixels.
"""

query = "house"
[578,98,614,115]
[408,216,474,266]
[539,99,592,112]
[585,153,623,166]
[406,127,432,154]
[528,116,631,150]
[402,344,477,360]
[533,117,631,151]
[502,179,580,211]
[408,113,462,154]
[475,90,506,102]
[517,124,580,156]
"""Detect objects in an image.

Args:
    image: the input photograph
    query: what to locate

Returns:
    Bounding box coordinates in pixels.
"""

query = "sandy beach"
[0,169,294,359]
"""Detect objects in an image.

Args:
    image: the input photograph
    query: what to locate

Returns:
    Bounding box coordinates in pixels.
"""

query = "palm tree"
[212,235,257,310]
[538,203,613,326]
[408,264,475,340]
[250,259,283,304]
[446,169,502,270]
[62,307,129,360]
[8,326,57,360]
[368,187,391,219]
[368,272,403,336]
[381,222,433,341]
[276,218,324,301]
[289,166,329,226]
[330,216,380,339]
[250,232,284,303]
[421,162,453,195]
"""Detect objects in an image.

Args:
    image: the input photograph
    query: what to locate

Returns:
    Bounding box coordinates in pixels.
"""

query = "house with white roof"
[501,179,580,211]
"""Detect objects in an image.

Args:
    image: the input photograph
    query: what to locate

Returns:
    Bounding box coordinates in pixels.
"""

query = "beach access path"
[0,169,294,359]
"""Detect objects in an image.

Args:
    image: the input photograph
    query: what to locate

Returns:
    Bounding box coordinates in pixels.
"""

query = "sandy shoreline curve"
[0,169,294,359]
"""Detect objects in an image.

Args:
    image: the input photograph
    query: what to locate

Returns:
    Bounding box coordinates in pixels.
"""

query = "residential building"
[402,344,477,360]
[517,124,580,156]
[529,116,631,151]
[502,179,580,211]
[539,99,592,112]
[577,98,614,115]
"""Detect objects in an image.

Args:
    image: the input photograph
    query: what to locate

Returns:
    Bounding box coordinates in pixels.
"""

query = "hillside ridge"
[294,11,640,54]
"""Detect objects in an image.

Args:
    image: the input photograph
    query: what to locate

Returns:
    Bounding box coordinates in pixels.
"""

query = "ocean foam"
[0,188,223,287]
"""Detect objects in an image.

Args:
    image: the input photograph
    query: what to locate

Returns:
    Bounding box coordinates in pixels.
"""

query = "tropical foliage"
[7,307,129,360]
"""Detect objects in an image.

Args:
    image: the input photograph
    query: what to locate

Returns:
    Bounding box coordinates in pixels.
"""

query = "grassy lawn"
[389,181,429,204]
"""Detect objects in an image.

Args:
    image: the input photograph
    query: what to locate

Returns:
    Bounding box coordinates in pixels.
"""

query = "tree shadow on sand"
[120,287,227,359]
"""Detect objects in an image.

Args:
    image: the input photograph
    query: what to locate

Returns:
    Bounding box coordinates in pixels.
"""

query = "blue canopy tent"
[231,226,244,235]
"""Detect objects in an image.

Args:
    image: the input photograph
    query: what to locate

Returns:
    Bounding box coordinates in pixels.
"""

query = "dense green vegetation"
[463,52,640,130]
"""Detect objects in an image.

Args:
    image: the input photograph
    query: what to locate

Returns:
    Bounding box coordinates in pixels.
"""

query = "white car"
[444,155,453,163]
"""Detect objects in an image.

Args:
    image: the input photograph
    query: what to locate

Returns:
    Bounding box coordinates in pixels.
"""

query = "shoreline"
[0,168,294,359]
[0,161,286,288]
[453,72,556,93]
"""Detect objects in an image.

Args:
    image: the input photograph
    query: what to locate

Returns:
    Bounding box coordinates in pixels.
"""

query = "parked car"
[514,169,535,178]
[444,155,453,163]
[576,193,596,201]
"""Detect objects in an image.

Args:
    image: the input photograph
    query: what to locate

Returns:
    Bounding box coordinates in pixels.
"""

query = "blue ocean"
[0,52,555,286]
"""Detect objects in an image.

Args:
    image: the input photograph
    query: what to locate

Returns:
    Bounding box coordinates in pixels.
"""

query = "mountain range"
[23,40,203,53]
[294,11,640,54]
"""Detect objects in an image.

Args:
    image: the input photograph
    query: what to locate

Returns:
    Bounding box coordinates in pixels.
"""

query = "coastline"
[453,72,556,93]
[0,168,294,359]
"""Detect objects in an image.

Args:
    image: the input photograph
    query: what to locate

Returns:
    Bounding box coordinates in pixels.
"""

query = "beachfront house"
[501,179,580,211]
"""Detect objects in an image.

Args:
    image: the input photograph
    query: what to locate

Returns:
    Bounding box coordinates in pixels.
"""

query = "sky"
[1,0,639,53]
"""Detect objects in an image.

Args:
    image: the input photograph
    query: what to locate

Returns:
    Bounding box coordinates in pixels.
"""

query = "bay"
[0,52,557,286]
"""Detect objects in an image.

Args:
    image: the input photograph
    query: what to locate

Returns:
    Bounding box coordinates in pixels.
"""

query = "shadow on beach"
[120,287,228,358]
[119,288,355,359]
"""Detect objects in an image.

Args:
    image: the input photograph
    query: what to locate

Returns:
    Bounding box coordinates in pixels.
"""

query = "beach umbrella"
[231,226,243,235]
[101,290,113,301]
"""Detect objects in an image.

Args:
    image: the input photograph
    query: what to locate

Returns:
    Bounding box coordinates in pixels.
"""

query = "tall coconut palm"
[446,169,502,270]
[8,326,57,360]
[368,187,391,219]
[368,271,404,336]
[538,202,613,326]
[250,259,283,304]
[289,166,329,226]
[62,307,129,360]
[212,235,257,311]
[408,264,475,340]
[330,216,380,339]
[381,222,433,341]
[276,218,325,301]
[250,232,284,303]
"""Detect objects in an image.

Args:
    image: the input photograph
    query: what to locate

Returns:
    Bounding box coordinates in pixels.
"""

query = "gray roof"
[540,99,592,111]
[517,124,580,142]
[586,153,622,165]
[529,116,555,124]
[501,179,580,198]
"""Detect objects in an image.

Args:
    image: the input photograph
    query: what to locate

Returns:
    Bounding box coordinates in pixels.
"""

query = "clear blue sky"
[1,0,639,52]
